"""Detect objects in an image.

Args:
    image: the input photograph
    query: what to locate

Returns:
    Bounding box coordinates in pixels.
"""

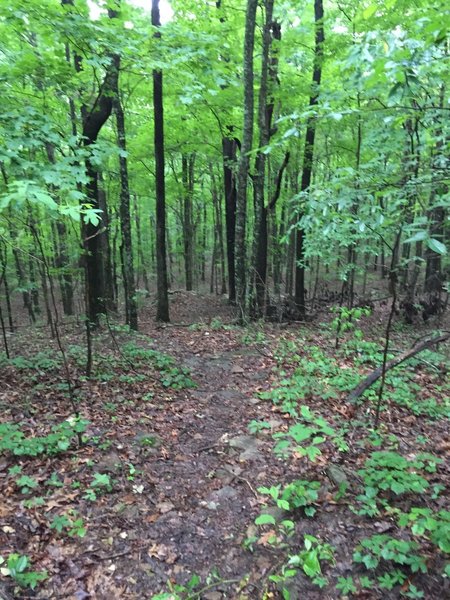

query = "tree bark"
[222,134,238,303]
[114,61,138,330]
[152,0,169,321]
[294,0,324,317]
[253,0,276,316]
[182,153,195,291]
[62,0,119,324]
[235,0,258,316]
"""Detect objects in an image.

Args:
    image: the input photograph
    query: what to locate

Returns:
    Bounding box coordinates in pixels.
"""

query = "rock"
[229,435,264,460]
[95,452,122,473]
[214,485,238,501]
[203,593,222,600]
[263,505,288,522]
[156,501,175,514]
[326,464,350,487]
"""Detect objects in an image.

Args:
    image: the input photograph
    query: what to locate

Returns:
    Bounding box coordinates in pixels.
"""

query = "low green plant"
[15,474,39,494]
[152,570,234,600]
[49,511,87,537]
[1,351,61,372]
[23,496,45,508]
[331,305,371,336]
[83,472,112,500]
[272,405,336,461]
[353,534,427,573]
[0,418,89,457]
[397,508,450,554]
[258,479,321,517]
[248,419,272,434]
[353,534,430,597]
[46,472,64,487]
[210,317,224,330]
[353,451,441,516]
[336,576,358,595]
[260,347,361,415]
[122,342,196,389]
[0,554,47,589]
[270,535,334,594]
[358,451,440,496]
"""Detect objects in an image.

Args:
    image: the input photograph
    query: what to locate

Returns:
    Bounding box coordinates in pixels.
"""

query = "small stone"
[156,501,175,514]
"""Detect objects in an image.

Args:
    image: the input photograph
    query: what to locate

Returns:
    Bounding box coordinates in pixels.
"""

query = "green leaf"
[363,4,377,19]
[427,238,447,255]
[302,551,321,577]
[405,231,428,244]
[255,513,276,526]
[14,555,28,573]
[391,481,405,495]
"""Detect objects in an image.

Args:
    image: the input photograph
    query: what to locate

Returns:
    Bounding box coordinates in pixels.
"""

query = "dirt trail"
[131,325,278,597]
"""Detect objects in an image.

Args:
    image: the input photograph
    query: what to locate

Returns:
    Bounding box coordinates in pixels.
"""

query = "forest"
[0,0,449,598]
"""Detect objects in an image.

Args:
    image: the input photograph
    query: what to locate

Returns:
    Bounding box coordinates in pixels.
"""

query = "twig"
[234,475,259,499]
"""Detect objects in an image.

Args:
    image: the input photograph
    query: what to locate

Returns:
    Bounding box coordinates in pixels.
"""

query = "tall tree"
[62,0,118,324]
[294,0,324,317]
[235,0,258,316]
[152,0,170,322]
[113,56,138,330]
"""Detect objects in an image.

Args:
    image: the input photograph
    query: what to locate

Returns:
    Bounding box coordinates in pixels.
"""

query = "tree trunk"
[253,0,276,317]
[294,0,324,317]
[182,153,195,291]
[222,134,238,303]
[152,0,169,321]
[235,0,258,316]
[62,0,119,325]
[133,195,150,293]
[114,66,138,330]
[425,86,447,294]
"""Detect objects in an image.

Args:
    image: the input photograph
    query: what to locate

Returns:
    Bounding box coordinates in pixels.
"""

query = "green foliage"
[397,508,450,554]
[49,511,87,538]
[15,475,39,494]
[248,419,272,434]
[122,343,196,390]
[358,451,440,497]
[258,480,321,517]
[336,576,358,595]
[151,569,231,600]
[272,405,341,461]
[83,472,112,501]
[270,535,334,592]
[353,450,441,517]
[353,535,427,573]
[0,418,89,457]
[0,350,61,372]
[260,346,361,415]
[0,554,47,590]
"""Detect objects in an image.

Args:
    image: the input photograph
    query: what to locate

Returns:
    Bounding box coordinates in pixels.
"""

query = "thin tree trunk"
[114,70,138,330]
[222,135,238,303]
[235,0,258,317]
[0,243,14,332]
[295,0,324,317]
[253,0,276,316]
[182,153,195,291]
[152,0,169,321]
[133,195,150,293]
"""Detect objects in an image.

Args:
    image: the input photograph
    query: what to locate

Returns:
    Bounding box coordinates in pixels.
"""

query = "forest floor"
[0,292,449,600]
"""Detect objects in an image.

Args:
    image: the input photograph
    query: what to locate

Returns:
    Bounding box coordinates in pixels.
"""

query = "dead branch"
[346,332,450,404]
